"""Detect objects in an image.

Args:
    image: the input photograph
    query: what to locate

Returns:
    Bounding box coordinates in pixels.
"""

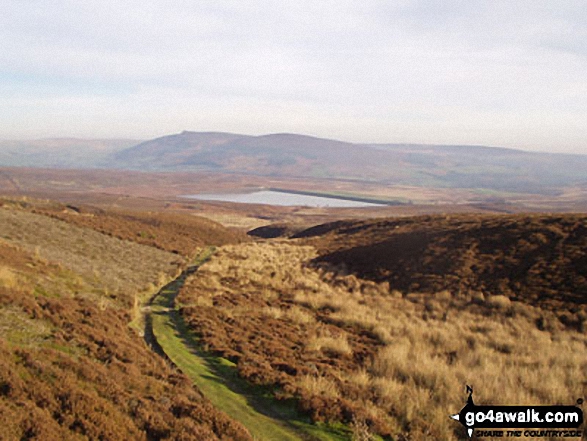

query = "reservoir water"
[181,190,385,208]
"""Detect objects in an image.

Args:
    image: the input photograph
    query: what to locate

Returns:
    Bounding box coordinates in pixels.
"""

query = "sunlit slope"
[0,206,182,306]
[175,241,586,440]
[0,204,250,440]
[19,198,246,257]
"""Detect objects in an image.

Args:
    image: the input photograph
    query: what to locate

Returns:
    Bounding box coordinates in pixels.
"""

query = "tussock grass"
[285,306,316,325]
[305,283,586,439]
[179,240,587,440]
[0,267,18,289]
[308,333,352,356]
[298,375,340,399]
[261,306,284,319]
[486,294,512,309]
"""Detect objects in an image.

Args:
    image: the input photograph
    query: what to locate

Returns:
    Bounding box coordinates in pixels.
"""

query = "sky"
[1,1,586,153]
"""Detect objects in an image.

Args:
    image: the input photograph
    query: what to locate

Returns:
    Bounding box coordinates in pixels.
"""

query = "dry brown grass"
[0,267,18,289]
[178,240,587,440]
[0,207,183,308]
[310,284,586,438]
[0,196,246,256]
[307,331,352,356]
[298,375,340,399]
[284,305,315,325]
[260,306,284,319]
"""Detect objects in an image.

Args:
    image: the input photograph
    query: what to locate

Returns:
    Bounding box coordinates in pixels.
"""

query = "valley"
[4,0,587,438]
[1,194,584,440]
[172,225,586,440]
[0,132,586,440]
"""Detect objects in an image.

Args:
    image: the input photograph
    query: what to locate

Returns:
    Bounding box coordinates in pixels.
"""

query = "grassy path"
[147,253,349,441]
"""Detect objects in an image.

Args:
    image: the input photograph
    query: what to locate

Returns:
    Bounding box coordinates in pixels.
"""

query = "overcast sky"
[1,1,586,153]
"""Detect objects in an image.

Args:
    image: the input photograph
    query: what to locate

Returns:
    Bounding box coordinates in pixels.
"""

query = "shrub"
[486,294,511,309]
[307,335,352,356]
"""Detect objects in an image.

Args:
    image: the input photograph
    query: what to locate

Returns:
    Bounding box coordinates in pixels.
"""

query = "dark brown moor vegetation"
[297,214,587,313]
[2,196,586,440]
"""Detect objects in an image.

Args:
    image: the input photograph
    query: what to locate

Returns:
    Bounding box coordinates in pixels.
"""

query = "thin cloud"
[0,0,585,153]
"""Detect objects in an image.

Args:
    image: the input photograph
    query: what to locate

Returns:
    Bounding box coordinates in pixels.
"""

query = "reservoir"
[181,190,386,208]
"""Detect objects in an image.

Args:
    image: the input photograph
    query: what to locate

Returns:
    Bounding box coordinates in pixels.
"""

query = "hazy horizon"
[2,130,587,156]
[1,1,586,154]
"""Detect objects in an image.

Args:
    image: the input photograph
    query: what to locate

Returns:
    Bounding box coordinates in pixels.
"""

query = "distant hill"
[2,131,587,195]
[111,131,587,194]
[113,131,388,180]
[0,138,139,168]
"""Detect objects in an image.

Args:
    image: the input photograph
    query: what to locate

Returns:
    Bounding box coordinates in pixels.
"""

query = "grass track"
[149,252,350,441]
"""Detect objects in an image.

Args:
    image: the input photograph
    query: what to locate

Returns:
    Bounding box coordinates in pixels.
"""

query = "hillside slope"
[13,198,246,257]
[295,214,587,313]
[175,241,586,440]
[0,203,250,440]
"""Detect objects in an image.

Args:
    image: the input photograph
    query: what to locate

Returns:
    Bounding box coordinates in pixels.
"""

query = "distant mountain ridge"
[1,131,586,195]
[0,138,139,168]
[110,131,587,194]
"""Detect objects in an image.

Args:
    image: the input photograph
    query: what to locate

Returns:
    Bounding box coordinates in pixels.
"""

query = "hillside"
[113,132,392,182]
[295,214,587,314]
[12,198,246,257]
[2,132,587,197]
[2,196,585,439]
[110,131,587,195]
[0,201,250,440]
[175,241,586,440]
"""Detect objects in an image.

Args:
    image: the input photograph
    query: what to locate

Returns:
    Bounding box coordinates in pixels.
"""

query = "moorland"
[0,197,251,440]
[178,215,586,440]
[2,131,587,214]
[0,132,585,440]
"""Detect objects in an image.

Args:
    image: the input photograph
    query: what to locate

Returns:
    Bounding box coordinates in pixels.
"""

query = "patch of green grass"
[33,285,54,298]
[43,341,87,357]
[151,264,350,441]
[191,246,216,266]
[137,231,156,239]
[0,306,52,346]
